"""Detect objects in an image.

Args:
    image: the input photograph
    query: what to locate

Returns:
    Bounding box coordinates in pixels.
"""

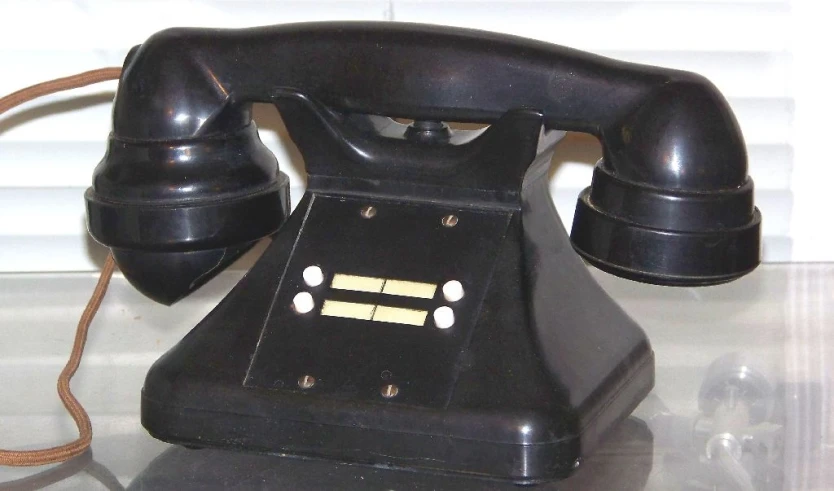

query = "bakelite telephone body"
[84,23,761,484]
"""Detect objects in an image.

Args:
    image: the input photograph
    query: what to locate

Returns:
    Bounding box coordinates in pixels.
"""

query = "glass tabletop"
[0,263,831,490]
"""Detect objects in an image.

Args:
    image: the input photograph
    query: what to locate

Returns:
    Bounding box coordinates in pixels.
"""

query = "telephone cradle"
[84,23,761,484]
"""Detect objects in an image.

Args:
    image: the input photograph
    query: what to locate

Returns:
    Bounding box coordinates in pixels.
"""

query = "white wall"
[1,0,829,272]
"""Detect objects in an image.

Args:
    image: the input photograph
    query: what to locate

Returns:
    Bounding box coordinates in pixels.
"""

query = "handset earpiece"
[86,84,290,304]
[571,78,760,286]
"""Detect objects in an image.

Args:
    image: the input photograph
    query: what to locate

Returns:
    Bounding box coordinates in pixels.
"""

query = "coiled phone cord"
[0,68,121,466]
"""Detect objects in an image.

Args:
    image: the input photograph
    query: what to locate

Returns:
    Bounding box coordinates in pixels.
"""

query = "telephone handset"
[84,22,760,483]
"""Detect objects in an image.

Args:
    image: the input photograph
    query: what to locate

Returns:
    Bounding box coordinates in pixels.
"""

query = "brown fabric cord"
[0,67,121,466]
[0,68,121,115]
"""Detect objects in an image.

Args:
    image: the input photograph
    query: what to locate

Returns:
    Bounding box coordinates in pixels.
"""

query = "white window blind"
[0,0,824,272]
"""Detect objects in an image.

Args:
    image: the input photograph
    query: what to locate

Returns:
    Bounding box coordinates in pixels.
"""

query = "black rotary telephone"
[84,22,761,484]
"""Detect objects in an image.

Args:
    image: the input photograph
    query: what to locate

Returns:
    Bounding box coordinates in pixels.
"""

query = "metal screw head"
[360,205,377,219]
[441,214,458,227]
[298,375,316,389]
[381,384,399,399]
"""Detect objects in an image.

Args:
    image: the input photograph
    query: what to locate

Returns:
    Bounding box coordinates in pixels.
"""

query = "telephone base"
[140,190,654,484]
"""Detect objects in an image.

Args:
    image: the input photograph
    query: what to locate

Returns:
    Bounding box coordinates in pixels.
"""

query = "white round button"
[293,292,315,314]
[433,306,455,329]
[442,280,464,302]
[302,265,324,287]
